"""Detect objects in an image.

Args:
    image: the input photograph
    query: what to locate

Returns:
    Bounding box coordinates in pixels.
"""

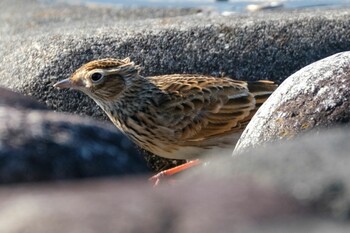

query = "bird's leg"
[149,159,201,186]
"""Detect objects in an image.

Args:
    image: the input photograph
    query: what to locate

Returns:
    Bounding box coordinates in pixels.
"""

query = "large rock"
[190,128,350,220]
[235,52,350,152]
[0,104,148,183]
[1,1,350,119]
[0,177,310,233]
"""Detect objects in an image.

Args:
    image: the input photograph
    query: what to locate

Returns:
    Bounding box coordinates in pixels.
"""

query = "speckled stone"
[235,52,350,152]
[2,1,350,119]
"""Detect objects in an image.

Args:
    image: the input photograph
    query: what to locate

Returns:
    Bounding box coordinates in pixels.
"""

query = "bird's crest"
[72,57,140,78]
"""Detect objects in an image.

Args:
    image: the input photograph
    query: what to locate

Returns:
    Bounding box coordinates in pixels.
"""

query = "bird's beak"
[53,78,73,89]
[54,78,83,89]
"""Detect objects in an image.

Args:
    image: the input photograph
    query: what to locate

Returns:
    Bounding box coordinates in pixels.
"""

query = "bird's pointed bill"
[53,78,73,89]
[54,78,85,89]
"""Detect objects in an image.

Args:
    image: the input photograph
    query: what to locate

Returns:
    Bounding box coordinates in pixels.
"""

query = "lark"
[54,58,277,184]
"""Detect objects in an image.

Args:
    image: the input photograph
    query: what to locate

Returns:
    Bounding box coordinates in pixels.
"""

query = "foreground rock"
[1,129,350,232]
[235,52,350,152]
[0,179,306,233]
[191,128,350,221]
[0,104,148,183]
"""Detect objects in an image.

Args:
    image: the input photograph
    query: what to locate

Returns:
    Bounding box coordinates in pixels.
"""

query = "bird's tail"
[247,80,278,107]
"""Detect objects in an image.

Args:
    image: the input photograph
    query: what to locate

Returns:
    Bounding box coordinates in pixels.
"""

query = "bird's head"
[54,57,140,102]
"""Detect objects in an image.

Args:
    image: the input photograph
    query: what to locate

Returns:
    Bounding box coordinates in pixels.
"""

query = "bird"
[54,58,278,184]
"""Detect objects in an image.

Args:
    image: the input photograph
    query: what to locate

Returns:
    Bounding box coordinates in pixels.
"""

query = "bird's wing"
[147,75,276,146]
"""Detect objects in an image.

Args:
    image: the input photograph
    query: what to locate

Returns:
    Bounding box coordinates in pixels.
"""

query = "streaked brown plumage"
[54,58,277,160]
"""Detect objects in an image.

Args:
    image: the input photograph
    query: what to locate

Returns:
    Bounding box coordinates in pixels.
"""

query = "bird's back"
[133,74,278,159]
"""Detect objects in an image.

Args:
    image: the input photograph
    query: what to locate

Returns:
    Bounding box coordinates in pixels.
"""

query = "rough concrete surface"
[235,52,350,151]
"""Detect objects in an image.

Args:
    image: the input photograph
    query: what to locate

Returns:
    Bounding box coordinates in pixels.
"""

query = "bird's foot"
[149,159,201,186]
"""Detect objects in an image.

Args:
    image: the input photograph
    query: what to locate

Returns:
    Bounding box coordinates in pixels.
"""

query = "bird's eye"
[91,72,103,82]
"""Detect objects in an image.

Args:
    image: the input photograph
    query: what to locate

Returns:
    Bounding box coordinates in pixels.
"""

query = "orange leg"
[149,159,201,186]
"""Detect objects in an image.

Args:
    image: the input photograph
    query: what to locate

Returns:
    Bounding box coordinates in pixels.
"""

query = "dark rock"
[0,106,148,183]
[0,87,47,110]
[190,128,350,220]
[235,52,350,152]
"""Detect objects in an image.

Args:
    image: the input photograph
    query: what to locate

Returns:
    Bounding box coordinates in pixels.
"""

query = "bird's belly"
[107,113,237,160]
[149,144,234,160]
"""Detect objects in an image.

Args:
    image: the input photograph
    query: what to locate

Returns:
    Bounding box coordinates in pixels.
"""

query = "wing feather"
[147,75,268,147]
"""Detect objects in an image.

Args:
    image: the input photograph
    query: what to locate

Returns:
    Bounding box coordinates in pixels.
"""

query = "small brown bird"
[54,58,277,183]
